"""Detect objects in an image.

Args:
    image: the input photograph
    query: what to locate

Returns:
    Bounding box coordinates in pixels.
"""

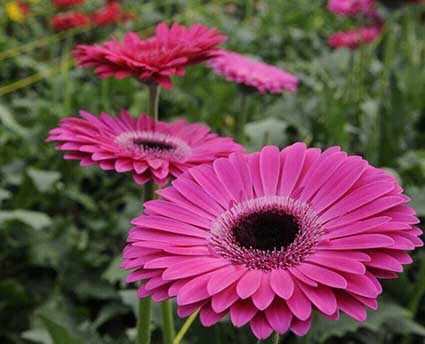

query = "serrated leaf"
[0,210,52,230]
[27,168,61,193]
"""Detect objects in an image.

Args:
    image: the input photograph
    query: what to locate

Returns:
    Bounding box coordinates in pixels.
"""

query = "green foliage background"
[1,0,425,343]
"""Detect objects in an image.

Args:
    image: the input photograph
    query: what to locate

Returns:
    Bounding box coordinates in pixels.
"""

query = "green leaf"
[0,103,28,137]
[0,210,52,230]
[27,168,61,193]
[102,255,127,286]
[245,117,288,151]
[40,316,86,344]
[0,189,12,205]
[406,186,425,217]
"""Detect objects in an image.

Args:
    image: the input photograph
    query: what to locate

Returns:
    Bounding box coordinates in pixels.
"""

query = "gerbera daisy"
[327,0,375,15]
[328,25,381,48]
[73,22,227,90]
[208,50,298,94]
[51,12,90,32]
[47,110,243,186]
[91,2,135,26]
[122,144,422,339]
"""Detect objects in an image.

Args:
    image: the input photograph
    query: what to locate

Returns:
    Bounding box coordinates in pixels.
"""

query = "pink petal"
[265,299,292,334]
[259,146,281,195]
[230,299,258,327]
[278,143,306,196]
[236,270,262,299]
[296,263,347,288]
[298,283,337,315]
[250,313,273,340]
[207,265,247,295]
[286,283,312,321]
[252,273,275,310]
[269,270,294,300]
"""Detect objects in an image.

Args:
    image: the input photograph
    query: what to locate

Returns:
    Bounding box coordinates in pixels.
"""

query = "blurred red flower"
[51,11,90,32]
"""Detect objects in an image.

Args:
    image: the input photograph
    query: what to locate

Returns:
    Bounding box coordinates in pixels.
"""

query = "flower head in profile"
[51,12,90,32]
[328,26,381,48]
[47,110,243,186]
[52,0,85,8]
[122,144,422,339]
[328,0,375,15]
[73,22,227,89]
[208,50,298,93]
[92,2,135,26]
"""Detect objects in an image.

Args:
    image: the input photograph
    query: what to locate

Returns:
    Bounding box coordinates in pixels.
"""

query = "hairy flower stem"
[235,91,248,143]
[258,332,280,344]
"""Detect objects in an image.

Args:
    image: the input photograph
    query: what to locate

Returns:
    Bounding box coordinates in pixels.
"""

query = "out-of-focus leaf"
[0,188,12,205]
[27,168,61,193]
[0,210,52,230]
[0,103,28,136]
[245,117,288,151]
[406,186,425,216]
[40,316,86,344]
[310,301,424,342]
[92,302,130,329]
[21,329,52,344]
[102,255,127,286]
[118,290,138,318]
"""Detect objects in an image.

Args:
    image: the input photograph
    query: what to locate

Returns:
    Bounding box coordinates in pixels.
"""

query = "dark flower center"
[233,210,300,251]
[133,139,175,152]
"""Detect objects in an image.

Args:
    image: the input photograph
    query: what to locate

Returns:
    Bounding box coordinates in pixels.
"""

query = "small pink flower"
[208,50,298,93]
[47,110,243,186]
[328,26,381,48]
[73,22,227,89]
[328,0,375,15]
[122,144,422,340]
[51,12,90,32]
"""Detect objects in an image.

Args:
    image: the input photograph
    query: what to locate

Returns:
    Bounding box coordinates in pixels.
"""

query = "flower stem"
[172,310,200,344]
[160,300,175,344]
[235,91,248,143]
[148,84,160,121]
[137,296,152,344]
[136,182,155,344]
[258,332,280,344]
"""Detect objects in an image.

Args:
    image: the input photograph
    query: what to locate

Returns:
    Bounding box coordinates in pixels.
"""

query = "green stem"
[235,91,248,143]
[148,84,160,121]
[172,310,200,344]
[101,78,111,113]
[61,32,73,115]
[258,332,279,344]
[137,182,155,344]
[160,301,175,344]
[137,296,152,344]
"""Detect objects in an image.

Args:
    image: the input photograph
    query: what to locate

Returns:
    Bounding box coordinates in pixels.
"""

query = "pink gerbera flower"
[51,12,90,32]
[328,0,375,15]
[73,22,227,90]
[328,25,381,48]
[208,50,298,93]
[122,144,422,339]
[91,2,135,26]
[47,110,243,186]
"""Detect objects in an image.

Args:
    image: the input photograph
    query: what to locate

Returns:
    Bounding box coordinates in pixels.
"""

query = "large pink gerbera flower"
[328,0,375,15]
[47,110,243,186]
[73,22,227,90]
[122,144,422,339]
[208,50,298,93]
